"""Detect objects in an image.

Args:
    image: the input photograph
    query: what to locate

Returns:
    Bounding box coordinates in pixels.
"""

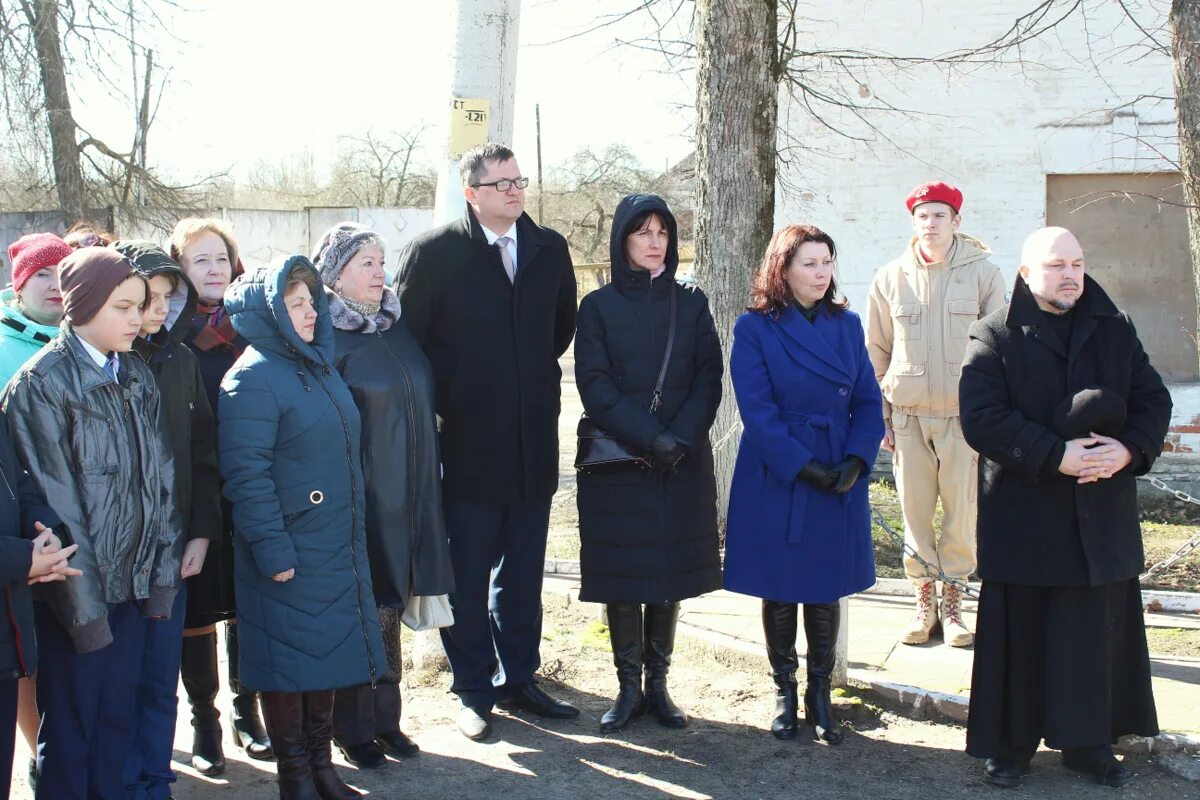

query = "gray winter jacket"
[2,330,183,653]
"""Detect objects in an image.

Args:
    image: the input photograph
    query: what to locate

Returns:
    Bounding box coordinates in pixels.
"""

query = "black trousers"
[439,497,552,711]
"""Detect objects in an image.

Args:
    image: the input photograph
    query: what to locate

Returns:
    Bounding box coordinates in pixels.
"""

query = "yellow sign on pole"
[449,98,491,158]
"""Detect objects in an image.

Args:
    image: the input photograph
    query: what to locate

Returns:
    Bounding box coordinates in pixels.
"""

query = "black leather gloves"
[830,456,868,494]
[797,460,839,492]
[798,456,869,494]
[652,431,688,470]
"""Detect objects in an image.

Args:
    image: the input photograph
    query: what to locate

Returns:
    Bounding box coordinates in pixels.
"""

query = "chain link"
[1137,476,1200,580]
[869,505,980,599]
[709,421,743,455]
[1142,475,1200,506]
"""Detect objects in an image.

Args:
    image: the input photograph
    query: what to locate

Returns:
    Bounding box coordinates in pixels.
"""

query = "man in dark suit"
[395,143,578,740]
[959,227,1171,788]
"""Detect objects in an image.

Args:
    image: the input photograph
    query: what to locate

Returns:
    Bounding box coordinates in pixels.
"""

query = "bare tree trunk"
[26,0,87,222]
[693,0,779,526]
[1174,0,1200,374]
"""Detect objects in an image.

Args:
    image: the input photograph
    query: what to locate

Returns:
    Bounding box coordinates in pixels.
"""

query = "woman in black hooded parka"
[574,193,723,734]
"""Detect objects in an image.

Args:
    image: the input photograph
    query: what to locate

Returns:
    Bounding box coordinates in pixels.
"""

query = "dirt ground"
[14,593,1179,800]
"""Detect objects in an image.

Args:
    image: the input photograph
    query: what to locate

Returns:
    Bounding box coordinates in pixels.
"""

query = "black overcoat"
[394,208,577,504]
[959,275,1172,586]
[574,194,723,604]
[329,293,455,610]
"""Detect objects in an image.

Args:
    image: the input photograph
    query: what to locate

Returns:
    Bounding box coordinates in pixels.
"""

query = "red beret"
[7,232,72,293]
[906,182,963,214]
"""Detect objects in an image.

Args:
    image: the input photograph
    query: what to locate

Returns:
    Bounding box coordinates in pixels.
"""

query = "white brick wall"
[774,1,1176,313]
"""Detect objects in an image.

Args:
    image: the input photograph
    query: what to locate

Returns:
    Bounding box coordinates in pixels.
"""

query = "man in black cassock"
[959,226,1172,788]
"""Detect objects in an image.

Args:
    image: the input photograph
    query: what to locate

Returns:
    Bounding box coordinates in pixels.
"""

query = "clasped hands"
[1058,432,1132,484]
[797,456,867,495]
[27,522,82,585]
[651,431,689,471]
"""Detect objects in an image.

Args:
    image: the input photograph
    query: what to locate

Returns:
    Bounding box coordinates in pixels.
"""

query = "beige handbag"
[401,593,454,631]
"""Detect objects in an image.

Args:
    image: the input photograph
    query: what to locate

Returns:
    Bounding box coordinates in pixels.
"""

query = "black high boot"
[803,602,844,745]
[643,602,686,729]
[228,622,275,760]
[181,631,226,775]
[600,604,645,733]
[260,691,321,800]
[762,601,799,740]
[305,690,363,800]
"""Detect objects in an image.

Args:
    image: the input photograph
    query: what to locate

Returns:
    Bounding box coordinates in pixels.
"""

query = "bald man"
[958,227,1172,788]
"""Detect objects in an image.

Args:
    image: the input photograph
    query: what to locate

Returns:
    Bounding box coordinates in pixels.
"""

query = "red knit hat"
[7,233,72,293]
[906,182,963,214]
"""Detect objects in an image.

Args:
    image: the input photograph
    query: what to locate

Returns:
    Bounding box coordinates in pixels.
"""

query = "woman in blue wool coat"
[219,255,386,800]
[724,224,884,746]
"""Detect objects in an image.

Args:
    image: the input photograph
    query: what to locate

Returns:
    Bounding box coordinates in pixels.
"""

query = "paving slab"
[542,575,1200,735]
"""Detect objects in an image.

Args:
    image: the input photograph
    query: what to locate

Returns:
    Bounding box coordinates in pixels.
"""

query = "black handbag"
[575,284,677,473]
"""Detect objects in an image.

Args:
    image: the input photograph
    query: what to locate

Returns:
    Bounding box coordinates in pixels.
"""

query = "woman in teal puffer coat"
[218,255,386,800]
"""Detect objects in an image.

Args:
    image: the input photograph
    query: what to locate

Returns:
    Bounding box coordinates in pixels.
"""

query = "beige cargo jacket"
[865,233,1007,421]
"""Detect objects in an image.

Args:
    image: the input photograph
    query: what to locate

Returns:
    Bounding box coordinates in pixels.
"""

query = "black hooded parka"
[574,194,723,604]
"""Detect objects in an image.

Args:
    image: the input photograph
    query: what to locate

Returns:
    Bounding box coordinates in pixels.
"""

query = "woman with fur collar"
[312,223,453,769]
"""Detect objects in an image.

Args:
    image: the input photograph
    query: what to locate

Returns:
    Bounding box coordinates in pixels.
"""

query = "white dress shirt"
[75,334,119,379]
[481,222,519,269]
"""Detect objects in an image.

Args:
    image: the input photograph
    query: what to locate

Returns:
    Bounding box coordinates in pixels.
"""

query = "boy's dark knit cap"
[111,239,179,274]
[58,246,143,326]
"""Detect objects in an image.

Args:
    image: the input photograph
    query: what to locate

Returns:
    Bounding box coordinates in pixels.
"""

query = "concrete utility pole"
[414,0,522,672]
[433,0,521,225]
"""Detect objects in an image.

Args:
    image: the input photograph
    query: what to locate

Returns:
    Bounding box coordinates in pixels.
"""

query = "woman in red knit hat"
[1,233,71,386]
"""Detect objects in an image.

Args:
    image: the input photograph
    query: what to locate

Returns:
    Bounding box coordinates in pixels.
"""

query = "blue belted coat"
[723,305,885,604]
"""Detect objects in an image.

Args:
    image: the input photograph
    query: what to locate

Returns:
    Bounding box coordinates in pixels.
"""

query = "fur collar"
[327,287,402,334]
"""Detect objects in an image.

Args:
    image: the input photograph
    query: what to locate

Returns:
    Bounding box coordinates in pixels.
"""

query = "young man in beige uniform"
[865,182,1007,647]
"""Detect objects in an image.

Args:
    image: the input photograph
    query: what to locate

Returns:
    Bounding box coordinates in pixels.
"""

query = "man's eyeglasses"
[473,177,530,192]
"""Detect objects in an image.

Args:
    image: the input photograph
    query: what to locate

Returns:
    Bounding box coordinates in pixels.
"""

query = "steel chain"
[868,505,980,599]
[1143,474,1200,506]
[1137,476,1200,580]
[563,438,1199,586]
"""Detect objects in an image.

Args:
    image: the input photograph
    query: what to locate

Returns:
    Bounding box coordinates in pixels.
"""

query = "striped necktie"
[496,236,516,283]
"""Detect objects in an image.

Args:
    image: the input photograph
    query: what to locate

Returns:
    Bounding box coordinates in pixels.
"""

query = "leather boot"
[305,691,363,799]
[803,602,844,745]
[939,582,974,648]
[762,601,799,740]
[643,602,686,729]
[600,603,645,733]
[228,622,275,759]
[900,580,940,645]
[181,631,226,775]
[260,691,321,800]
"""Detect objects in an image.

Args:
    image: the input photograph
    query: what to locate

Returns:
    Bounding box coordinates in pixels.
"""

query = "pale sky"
[67,1,696,185]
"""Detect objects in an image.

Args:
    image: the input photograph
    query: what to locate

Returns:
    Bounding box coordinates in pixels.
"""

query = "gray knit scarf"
[327,287,401,334]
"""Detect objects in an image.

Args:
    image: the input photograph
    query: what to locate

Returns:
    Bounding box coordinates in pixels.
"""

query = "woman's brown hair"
[284,263,320,298]
[747,224,848,316]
